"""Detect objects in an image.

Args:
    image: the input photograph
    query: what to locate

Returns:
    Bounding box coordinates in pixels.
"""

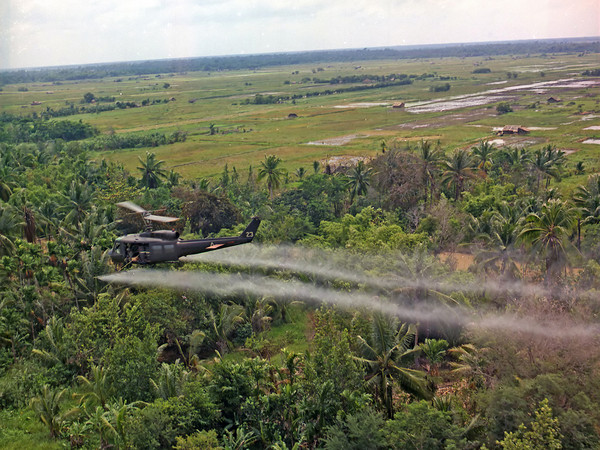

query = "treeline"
[311,73,414,84]
[81,130,187,151]
[0,112,185,150]
[582,68,600,76]
[241,78,414,104]
[2,39,598,84]
[0,113,97,143]
[37,98,172,120]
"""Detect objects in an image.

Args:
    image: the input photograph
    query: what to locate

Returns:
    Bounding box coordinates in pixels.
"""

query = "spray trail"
[101,269,600,339]
[182,244,554,299]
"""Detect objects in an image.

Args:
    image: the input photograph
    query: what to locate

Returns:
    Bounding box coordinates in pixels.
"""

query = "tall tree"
[530,147,563,194]
[441,149,475,200]
[573,174,600,224]
[137,152,167,189]
[355,315,432,418]
[475,202,524,278]
[471,140,496,176]
[519,199,576,279]
[346,160,373,203]
[0,204,24,255]
[257,154,284,199]
[416,140,442,206]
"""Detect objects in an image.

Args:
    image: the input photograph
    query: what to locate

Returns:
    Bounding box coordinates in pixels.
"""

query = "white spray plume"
[182,244,554,299]
[100,268,600,339]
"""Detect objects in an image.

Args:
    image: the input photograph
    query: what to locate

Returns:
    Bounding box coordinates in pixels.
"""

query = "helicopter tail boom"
[241,217,261,240]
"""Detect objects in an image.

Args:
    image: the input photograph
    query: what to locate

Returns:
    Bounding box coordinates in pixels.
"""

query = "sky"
[1,0,598,70]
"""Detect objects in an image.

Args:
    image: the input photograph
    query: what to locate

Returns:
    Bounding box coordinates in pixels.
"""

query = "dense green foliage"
[1,49,600,449]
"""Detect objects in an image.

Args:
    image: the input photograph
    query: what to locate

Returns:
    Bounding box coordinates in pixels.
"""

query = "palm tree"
[313,160,320,174]
[210,303,246,354]
[137,152,167,189]
[346,160,373,203]
[355,315,432,418]
[166,169,182,188]
[530,146,563,194]
[0,164,14,202]
[74,364,113,411]
[30,384,79,438]
[416,140,442,205]
[419,338,448,375]
[0,204,24,255]
[62,181,94,227]
[257,155,284,199]
[150,362,190,399]
[295,167,306,180]
[474,202,524,278]
[573,174,600,224]
[441,149,475,200]
[504,147,531,169]
[448,343,489,386]
[471,141,495,176]
[519,199,576,279]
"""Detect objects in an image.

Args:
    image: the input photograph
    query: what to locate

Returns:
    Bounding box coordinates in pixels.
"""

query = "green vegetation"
[1,44,600,448]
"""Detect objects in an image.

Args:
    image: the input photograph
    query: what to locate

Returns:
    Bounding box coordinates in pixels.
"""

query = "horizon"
[2,35,599,73]
[2,0,598,71]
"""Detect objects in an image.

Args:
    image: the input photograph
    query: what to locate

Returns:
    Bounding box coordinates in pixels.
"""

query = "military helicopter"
[108,201,260,265]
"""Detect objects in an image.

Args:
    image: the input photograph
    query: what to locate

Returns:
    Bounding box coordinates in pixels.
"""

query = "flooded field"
[406,78,600,114]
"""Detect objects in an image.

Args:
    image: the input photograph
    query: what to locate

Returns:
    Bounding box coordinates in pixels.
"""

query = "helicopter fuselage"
[108,218,260,265]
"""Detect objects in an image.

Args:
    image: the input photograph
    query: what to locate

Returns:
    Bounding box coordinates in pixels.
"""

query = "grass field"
[1,53,599,182]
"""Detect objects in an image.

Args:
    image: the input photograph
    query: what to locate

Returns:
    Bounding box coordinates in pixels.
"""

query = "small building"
[288,113,298,119]
[498,125,530,136]
[392,102,405,109]
[30,101,42,105]
[547,97,562,104]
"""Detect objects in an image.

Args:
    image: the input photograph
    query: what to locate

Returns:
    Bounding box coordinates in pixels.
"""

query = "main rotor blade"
[117,201,146,213]
[146,214,179,223]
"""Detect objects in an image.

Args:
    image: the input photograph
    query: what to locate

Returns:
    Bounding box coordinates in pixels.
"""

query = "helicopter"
[108,201,260,265]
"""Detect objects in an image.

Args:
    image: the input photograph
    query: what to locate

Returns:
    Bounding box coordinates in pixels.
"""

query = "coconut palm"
[0,204,24,255]
[519,199,576,279]
[0,164,14,202]
[441,149,476,200]
[30,384,79,438]
[166,169,182,188]
[295,167,307,180]
[150,362,190,399]
[74,364,113,411]
[62,180,94,227]
[346,160,373,203]
[471,141,496,176]
[419,338,448,375]
[573,174,600,224]
[530,146,564,193]
[503,147,531,168]
[417,140,442,205]
[257,154,285,199]
[475,202,524,278]
[210,303,246,354]
[355,315,432,418]
[137,151,167,189]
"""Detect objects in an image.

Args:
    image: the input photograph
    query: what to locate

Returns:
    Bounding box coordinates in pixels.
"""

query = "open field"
[1,53,599,181]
